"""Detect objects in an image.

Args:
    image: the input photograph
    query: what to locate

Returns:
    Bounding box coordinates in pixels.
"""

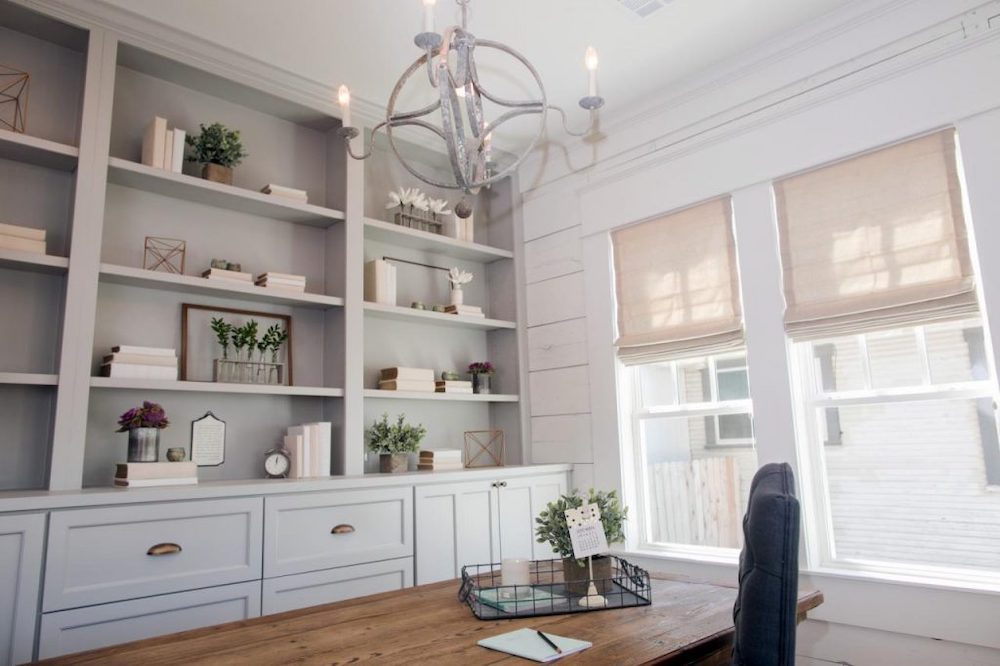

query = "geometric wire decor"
[143,236,187,274]
[0,64,29,133]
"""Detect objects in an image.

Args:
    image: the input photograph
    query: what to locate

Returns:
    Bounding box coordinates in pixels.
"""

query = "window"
[623,351,757,552]
[793,320,1000,575]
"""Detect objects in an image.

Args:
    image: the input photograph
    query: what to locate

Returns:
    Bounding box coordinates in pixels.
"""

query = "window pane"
[925,323,985,385]
[637,362,677,408]
[717,369,749,401]
[640,416,757,548]
[812,337,866,392]
[677,359,711,403]
[718,413,753,441]
[823,398,1000,571]
[867,328,924,389]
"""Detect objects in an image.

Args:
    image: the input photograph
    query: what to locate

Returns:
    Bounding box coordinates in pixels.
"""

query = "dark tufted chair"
[731,462,801,666]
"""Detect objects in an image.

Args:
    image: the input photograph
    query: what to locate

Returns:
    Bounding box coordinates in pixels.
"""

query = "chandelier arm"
[545,104,597,138]
[480,107,545,138]
[465,58,485,139]
[439,74,470,190]
[342,120,393,160]
[389,99,442,123]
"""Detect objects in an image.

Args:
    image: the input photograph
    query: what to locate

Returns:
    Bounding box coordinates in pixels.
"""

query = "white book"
[203,268,253,281]
[101,363,178,380]
[163,129,174,172]
[141,116,167,169]
[257,283,306,293]
[364,259,397,305]
[444,214,461,240]
[306,421,331,477]
[261,184,308,198]
[112,345,176,357]
[257,272,306,282]
[284,434,303,479]
[171,129,186,174]
[287,425,311,478]
[306,423,321,476]
[419,449,463,459]
[0,223,45,241]
[0,235,45,254]
[463,216,475,242]
[380,367,435,381]
[103,353,177,367]
[114,477,198,487]
[256,278,306,288]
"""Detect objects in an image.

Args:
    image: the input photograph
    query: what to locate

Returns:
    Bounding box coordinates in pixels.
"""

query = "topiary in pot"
[366,412,426,473]
[186,122,248,185]
[535,488,628,594]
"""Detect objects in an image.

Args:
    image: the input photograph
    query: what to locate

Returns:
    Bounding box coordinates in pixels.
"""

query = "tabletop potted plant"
[366,412,426,473]
[117,401,170,462]
[468,360,495,394]
[535,488,628,595]
[186,121,248,185]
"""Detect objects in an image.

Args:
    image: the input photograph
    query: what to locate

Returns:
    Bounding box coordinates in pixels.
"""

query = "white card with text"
[565,503,609,559]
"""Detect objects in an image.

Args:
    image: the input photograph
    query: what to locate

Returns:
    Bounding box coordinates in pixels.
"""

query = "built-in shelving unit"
[91,377,343,397]
[0,249,69,274]
[0,130,79,171]
[362,217,513,262]
[0,372,60,386]
[363,389,519,402]
[363,302,515,330]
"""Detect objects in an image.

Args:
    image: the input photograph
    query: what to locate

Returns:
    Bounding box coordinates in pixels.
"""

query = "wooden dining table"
[39,574,822,665]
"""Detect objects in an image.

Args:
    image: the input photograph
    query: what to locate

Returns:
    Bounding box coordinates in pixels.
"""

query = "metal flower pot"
[127,427,160,462]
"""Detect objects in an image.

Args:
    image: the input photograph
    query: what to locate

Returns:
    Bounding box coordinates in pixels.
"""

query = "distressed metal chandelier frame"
[338,0,604,194]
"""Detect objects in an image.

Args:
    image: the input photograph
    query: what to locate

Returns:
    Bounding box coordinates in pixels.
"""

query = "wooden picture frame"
[180,304,293,384]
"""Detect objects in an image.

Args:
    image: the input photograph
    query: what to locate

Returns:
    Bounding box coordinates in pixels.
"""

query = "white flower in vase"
[428,198,452,221]
[448,267,474,306]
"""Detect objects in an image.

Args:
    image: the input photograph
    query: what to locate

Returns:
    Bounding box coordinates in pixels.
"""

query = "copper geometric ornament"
[464,429,505,468]
[143,236,186,274]
[0,65,29,134]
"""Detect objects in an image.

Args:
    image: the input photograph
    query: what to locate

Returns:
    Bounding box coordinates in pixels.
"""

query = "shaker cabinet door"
[0,513,45,666]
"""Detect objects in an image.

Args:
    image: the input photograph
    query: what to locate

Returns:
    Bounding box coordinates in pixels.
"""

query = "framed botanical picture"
[181,304,293,385]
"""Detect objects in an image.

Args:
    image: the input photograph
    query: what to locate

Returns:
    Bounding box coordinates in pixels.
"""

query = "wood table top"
[39,575,823,665]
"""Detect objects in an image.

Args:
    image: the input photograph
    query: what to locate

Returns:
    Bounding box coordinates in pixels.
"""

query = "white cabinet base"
[0,513,44,666]
[262,558,413,615]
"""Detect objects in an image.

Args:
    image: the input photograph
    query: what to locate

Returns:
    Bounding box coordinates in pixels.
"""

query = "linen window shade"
[775,129,976,340]
[612,197,743,364]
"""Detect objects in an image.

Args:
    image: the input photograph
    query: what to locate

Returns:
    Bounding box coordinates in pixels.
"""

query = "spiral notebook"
[477,627,592,662]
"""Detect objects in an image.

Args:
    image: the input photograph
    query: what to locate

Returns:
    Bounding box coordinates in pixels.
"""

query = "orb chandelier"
[336,0,604,202]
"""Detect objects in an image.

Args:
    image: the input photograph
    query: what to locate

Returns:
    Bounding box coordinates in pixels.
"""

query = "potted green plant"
[467,361,495,394]
[186,122,248,185]
[535,488,628,594]
[117,401,170,462]
[366,412,426,473]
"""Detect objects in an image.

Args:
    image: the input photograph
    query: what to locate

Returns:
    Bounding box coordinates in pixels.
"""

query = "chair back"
[732,462,800,666]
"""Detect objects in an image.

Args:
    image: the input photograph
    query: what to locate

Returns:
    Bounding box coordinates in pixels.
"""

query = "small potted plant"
[468,361,495,394]
[117,401,170,462]
[535,488,628,595]
[186,122,248,185]
[366,412,426,473]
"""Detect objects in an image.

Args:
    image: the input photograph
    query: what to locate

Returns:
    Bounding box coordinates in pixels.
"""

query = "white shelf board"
[363,389,518,403]
[363,217,513,262]
[0,372,59,386]
[0,249,69,274]
[106,158,345,227]
[0,129,78,171]
[99,264,344,309]
[363,302,515,331]
[90,377,343,397]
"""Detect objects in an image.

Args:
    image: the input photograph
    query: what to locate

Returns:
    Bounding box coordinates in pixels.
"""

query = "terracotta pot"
[562,555,614,595]
[202,163,234,185]
[379,453,409,473]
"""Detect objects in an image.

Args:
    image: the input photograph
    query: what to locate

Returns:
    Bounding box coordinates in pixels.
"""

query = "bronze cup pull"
[147,542,183,556]
[331,524,355,534]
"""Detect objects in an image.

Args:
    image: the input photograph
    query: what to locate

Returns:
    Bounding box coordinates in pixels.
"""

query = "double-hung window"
[612,197,756,555]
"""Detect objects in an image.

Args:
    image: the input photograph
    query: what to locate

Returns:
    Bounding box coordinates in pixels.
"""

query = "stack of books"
[141,116,185,174]
[445,304,485,318]
[101,345,178,380]
[378,367,435,392]
[260,184,308,203]
[114,461,197,487]
[255,272,306,292]
[435,379,473,394]
[417,449,464,471]
[284,421,332,478]
[444,214,475,242]
[364,259,397,305]
[202,267,253,285]
[0,222,46,255]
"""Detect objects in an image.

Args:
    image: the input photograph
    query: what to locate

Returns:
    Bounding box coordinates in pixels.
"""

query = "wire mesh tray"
[458,556,651,620]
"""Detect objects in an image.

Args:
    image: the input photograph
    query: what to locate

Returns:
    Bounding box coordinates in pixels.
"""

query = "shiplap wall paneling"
[521,187,580,242]
[530,414,593,464]
[528,366,591,418]
[525,272,586,328]
[527,318,589,371]
[524,226,582,284]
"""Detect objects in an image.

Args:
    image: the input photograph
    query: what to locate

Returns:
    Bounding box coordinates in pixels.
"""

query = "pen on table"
[537,630,562,654]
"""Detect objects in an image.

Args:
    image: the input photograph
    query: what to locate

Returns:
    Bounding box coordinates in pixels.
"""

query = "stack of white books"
[101,345,178,380]
[202,267,253,284]
[417,449,464,471]
[364,259,397,305]
[444,304,485,318]
[0,222,46,254]
[378,367,435,392]
[260,184,308,203]
[435,379,473,394]
[444,213,474,242]
[284,421,332,478]
[141,116,185,174]
[114,461,197,487]
[255,272,306,292]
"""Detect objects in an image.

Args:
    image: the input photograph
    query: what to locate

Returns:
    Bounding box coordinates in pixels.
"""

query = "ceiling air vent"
[616,0,671,19]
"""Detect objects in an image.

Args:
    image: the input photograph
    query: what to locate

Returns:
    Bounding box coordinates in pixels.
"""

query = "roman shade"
[775,129,976,340]
[612,197,743,364]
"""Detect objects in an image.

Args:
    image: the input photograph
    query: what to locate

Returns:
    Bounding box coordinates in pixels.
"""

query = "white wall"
[519,0,1000,662]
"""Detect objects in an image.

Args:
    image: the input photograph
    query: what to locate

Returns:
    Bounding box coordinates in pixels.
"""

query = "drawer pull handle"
[147,542,183,556]
[331,524,355,535]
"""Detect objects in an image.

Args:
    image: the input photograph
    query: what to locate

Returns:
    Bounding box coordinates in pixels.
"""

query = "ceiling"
[98,0,854,148]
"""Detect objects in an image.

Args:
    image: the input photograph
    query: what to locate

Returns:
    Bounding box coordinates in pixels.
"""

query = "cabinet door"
[262,558,413,615]
[37,581,261,660]
[0,513,45,666]
[497,473,568,562]
[414,481,500,584]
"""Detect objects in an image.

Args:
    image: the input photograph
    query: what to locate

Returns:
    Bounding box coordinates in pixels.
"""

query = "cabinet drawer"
[44,497,263,611]
[262,557,413,615]
[264,487,412,578]
[38,581,261,660]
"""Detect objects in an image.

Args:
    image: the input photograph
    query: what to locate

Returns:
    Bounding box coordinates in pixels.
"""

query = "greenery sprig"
[186,122,248,168]
[535,489,628,563]
[366,413,426,454]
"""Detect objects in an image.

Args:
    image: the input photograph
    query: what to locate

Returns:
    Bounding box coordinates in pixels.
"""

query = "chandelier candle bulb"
[585,46,599,97]
[337,85,352,128]
[422,0,436,33]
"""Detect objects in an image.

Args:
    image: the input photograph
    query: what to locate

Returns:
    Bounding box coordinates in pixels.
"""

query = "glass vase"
[472,373,492,394]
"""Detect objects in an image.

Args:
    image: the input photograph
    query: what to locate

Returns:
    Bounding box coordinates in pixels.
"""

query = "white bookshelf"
[0,129,79,171]
[0,372,59,386]
[106,158,346,227]
[362,217,512,262]
[90,377,343,397]
[363,389,519,402]
[0,249,69,274]
[99,264,344,309]
[363,302,516,331]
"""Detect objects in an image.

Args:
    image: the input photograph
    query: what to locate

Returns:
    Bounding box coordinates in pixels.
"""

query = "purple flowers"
[117,401,170,432]
[468,361,495,375]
